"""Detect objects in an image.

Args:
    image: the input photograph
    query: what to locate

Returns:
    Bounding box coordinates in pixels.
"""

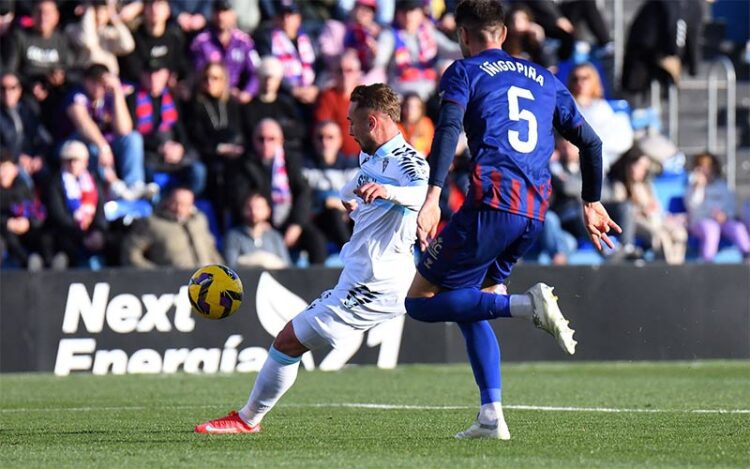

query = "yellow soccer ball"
[188,264,244,320]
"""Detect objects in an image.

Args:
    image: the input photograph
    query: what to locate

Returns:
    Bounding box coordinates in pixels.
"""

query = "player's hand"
[355,182,387,204]
[342,199,358,213]
[582,201,622,251]
[416,200,440,252]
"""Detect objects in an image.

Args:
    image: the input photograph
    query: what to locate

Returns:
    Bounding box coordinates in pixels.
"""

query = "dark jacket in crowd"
[229,149,312,230]
[622,0,703,93]
[44,170,108,242]
[0,97,52,159]
[11,27,74,81]
[119,23,189,83]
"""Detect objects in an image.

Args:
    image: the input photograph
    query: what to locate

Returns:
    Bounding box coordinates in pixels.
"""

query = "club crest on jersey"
[357,173,376,187]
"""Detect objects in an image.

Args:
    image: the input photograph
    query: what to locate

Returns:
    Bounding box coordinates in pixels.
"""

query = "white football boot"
[526,283,577,355]
[455,408,511,440]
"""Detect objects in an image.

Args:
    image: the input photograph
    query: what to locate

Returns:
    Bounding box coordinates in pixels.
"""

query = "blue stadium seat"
[652,173,687,213]
[667,196,687,214]
[608,99,631,116]
[630,107,662,132]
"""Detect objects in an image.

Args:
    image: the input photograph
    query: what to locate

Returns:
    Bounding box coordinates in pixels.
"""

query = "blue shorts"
[417,206,544,290]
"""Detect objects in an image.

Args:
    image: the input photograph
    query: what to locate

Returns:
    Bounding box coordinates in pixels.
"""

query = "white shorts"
[291,285,404,350]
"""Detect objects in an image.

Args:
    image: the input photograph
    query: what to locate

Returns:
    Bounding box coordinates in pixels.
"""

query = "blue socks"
[405,289,511,406]
[405,288,512,323]
[458,321,501,404]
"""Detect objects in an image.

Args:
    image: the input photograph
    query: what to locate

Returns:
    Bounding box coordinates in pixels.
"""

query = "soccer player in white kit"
[195,83,428,434]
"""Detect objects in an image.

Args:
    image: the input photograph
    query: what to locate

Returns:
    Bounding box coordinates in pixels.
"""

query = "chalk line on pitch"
[1,403,748,414]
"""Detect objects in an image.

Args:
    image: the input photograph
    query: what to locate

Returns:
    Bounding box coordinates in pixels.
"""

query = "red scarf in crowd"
[135,89,178,135]
[271,28,316,87]
[62,170,98,230]
[393,22,438,82]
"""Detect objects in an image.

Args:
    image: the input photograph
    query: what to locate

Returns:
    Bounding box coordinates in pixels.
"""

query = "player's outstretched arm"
[582,201,622,251]
[355,182,428,210]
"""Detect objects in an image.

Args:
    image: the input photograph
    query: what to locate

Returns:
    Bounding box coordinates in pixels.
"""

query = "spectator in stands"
[170,0,211,36]
[622,0,702,96]
[228,0,261,33]
[514,0,609,60]
[223,192,291,269]
[551,137,640,261]
[262,0,318,105]
[315,15,346,83]
[610,148,688,264]
[0,150,55,270]
[11,0,73,86]
[229,118,327,264]
[190,62,244,231]
[127,59,206,196]
[0,71,51,184]
[558,0,613,55]
[342,0,390,84]
[190,0,260,104]
[313,50,362,159]
[0,0,17,72]
[434,0,459,40]
[685,152,750,262]
[44,140,108,268]
[503,4,551,68]
[121,186,223,268]
[384,0,460,100]
[61,63,148,200]
[119,0,189,85]
[568,63,633,172]
[242,56,305,159]
[302,120,358,250]
[398,92,434,157]
[65,0,135,74]
[115,0,145,24]
[12,0,72,132]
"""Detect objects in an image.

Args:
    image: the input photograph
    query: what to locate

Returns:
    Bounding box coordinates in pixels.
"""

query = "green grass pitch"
[2,361,749,468]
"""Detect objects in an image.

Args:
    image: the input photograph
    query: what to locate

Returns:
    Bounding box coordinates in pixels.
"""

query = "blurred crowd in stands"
[1,0,748,271]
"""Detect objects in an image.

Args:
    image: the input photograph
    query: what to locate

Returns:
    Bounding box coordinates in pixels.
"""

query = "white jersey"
[339,133,429,284]
[292,134,428,349]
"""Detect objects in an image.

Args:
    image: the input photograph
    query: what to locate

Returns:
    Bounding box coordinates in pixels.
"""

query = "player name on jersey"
[478,59,545,86]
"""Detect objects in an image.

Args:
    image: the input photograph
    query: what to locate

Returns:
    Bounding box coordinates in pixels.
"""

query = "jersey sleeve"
[394,148,429,187]
[552,76,604,202]
[438,60,470,109]
[552,76,585,132]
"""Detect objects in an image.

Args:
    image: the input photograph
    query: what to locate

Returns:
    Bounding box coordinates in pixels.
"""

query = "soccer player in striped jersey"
[195,83,429,434]
[405,0,622,440]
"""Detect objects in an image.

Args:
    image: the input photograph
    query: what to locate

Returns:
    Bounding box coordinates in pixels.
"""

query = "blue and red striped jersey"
[439,48,587,221]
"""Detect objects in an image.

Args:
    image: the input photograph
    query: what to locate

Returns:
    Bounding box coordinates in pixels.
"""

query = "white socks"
[509,294,534,320]
[479,403,503,426]
[239,346,301,426]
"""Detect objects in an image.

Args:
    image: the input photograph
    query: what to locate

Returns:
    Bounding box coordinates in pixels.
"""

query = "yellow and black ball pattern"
[188,265,243,320]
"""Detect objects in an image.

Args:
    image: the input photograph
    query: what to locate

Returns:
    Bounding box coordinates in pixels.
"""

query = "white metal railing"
[612,0,624,89]
[648,56,737,190]
[707,56,737,190]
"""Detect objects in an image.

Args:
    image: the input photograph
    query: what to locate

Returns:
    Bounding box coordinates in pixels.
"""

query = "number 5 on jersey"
[507,86,538,153]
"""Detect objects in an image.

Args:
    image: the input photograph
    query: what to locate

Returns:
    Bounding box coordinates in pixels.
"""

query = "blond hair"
[350,83,401,123]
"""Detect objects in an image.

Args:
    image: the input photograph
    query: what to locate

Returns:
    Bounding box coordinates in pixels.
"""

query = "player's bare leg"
[407,271,442,298]
[195,322,308,434]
